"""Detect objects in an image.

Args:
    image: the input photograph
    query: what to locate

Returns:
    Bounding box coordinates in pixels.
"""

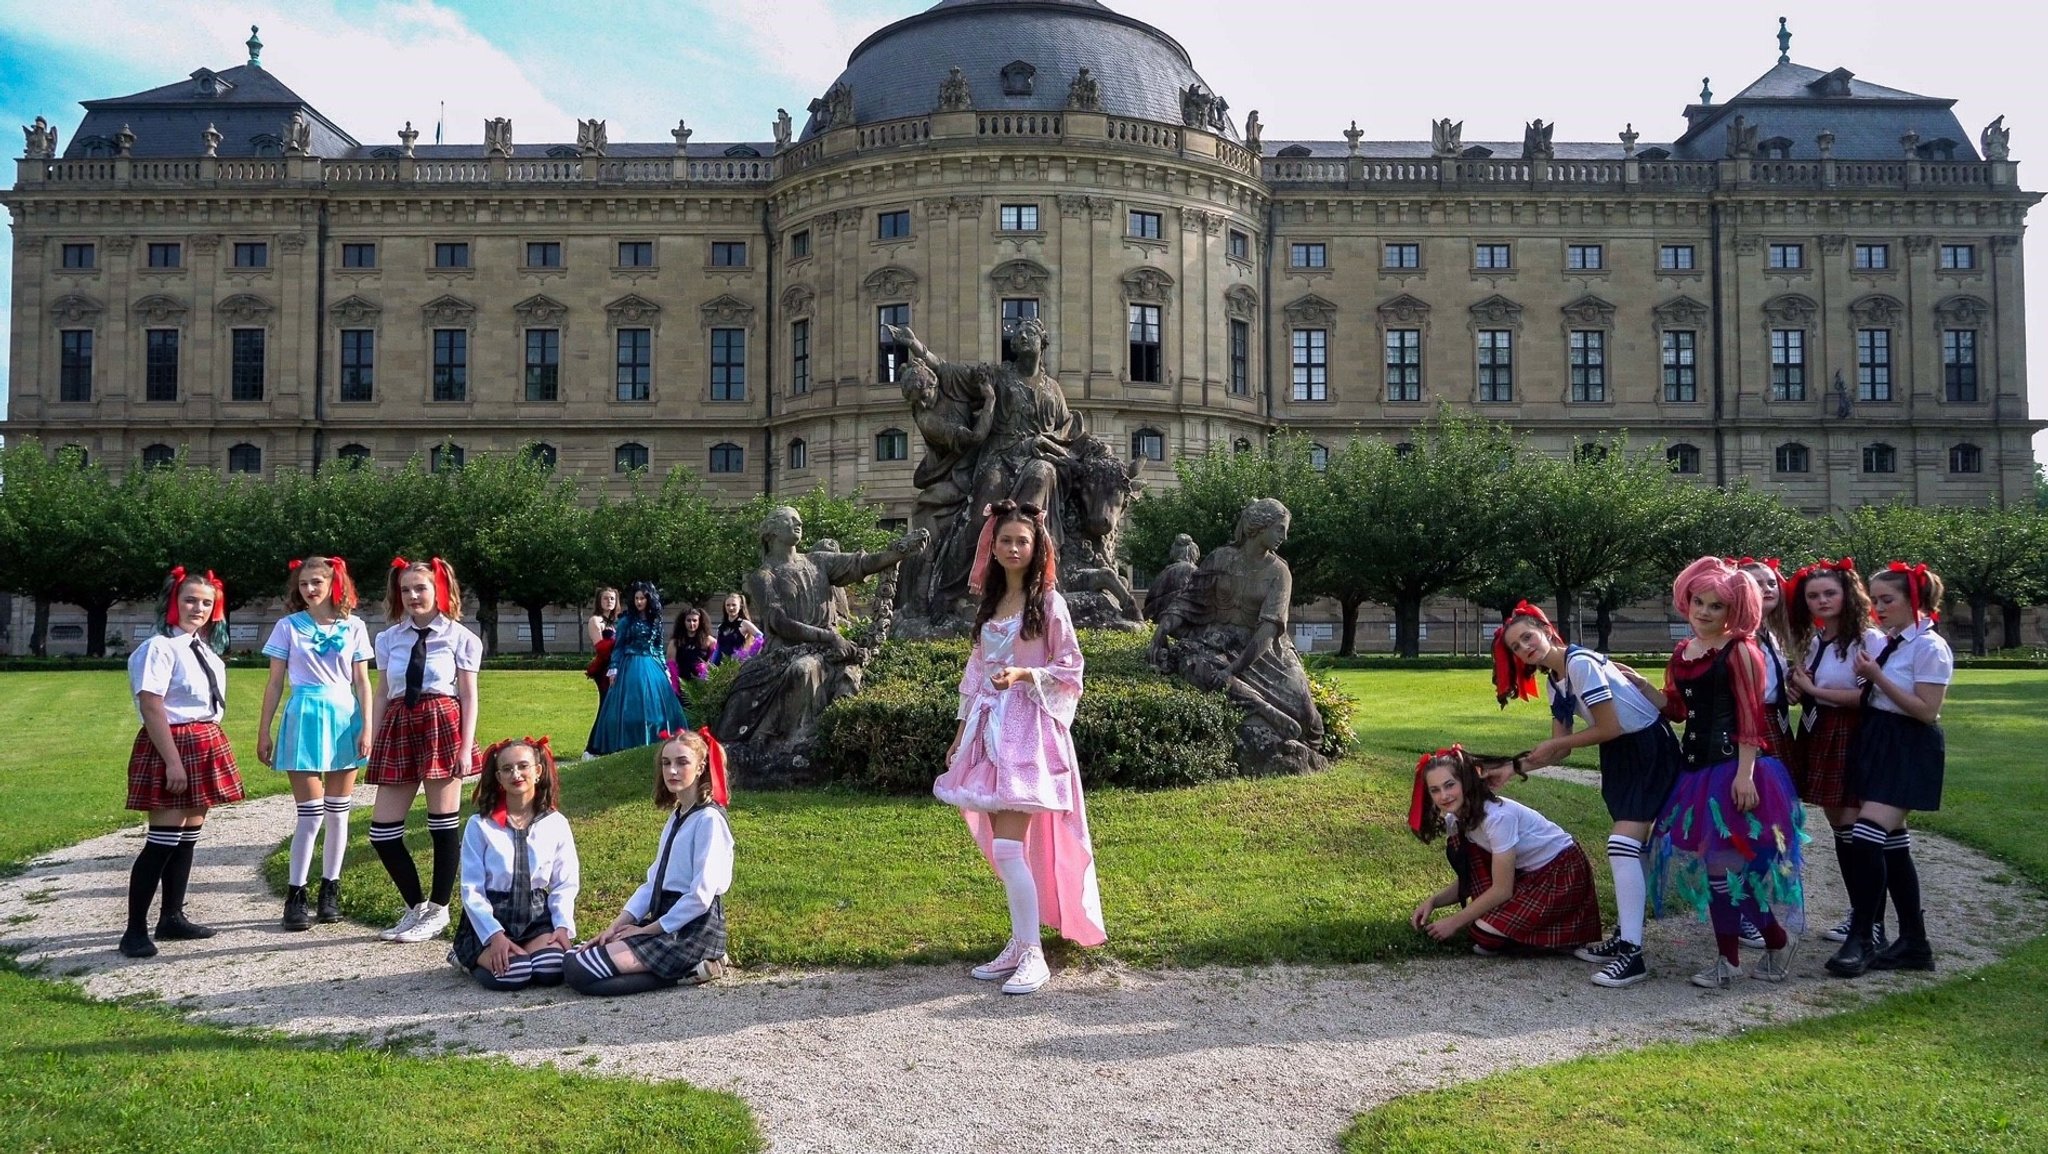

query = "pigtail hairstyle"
[1872,562,1945,625]
[283,555,360,615]
[1490,599,1556,707]
[386,556,464,622]
[473,736,562,817]
[652,727,729,808]
[1672,556,1763,639]
[158,565,231,654]
[971,500,1057,641]
[1786,559,1871,660]
[1408,746,1500,844]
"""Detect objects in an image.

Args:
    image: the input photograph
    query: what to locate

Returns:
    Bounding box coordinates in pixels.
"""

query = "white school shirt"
[1445,797,1574,873]
[262,612,372,687]
[373,614,483,699]
[128,633,228,725]
[1804,627,1888,692]
[457,810,580,941]
[1757,632,1788,707]
[1867,619,1954,717]
[622,806,734,933]
[1550,645,1663,733]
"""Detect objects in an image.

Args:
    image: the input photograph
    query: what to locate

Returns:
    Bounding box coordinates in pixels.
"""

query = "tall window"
[1229,230,1251,261]
[1660,244,1696,270]
[708,442,744,474]
[431,443,465,473]
[337,443,373,468]
[1290,242,1327,268]
[1566,243,1604,270]
[233,241,269,268]
[230,328,265,401]
[1939,244,1975,270]
[1128,305,1162,383]
[1128,210,1162,239]
[524,328,560,401]
[432,329,467,401]
[1950,443,1983,474]
[145,329,180,402]
[141,444,177,469]
[875,429,909,462]
[1666,443,1701,475]
[1853,243,1889,270]
[1857,329,1893,401]
[525,443,557,470]
[616,329,652,401]
[1385,329,1421,401]
[338,329,374,402]
[1309,444,1330,471]
[1130,427,1165,462]
[615,443,649,473]
[710,241,747,267]
[1943,329,1978,402]
[877,304,911,381]
[1662,331,1697,402]
[1862,443,1897,474]
[147,242,182,268]
[1000,298,1039,364]
[791,318,811,395]
[58,330,93,402]
[787,231,809,260]
[60,243,95,269]
[525,241,563,268]
[787,438,808,470]
[1568,330,1606,402]
[999,204,1039,231]
[1770,330,1806,400]
[1229,319,1251,396]
[710,328,746,400]
[433,242,469,268]
[341,242,376,268]
[617,241,654,267]
[1775,443,1810,474]
[877,210,911,239]
[227,443,262,475]
[1767,243,1803,269]
[1477,330,1513,401]
[1384,243,1420,269]
[1291,330,1328,401]
[1474,243,1511,269]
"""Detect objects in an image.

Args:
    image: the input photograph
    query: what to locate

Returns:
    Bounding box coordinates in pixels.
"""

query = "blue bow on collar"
[305,623,348,656]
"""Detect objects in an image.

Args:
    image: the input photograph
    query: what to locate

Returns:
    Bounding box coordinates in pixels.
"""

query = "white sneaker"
[1752,939,1798,983]
[394,903,450,943]
[1689,956,1743,989]
[971,938,1027,981]
[379,902,426,942]
[1000,945,1050,995]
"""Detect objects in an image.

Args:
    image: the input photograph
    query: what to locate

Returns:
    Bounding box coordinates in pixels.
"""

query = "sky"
[2,0,2042,464]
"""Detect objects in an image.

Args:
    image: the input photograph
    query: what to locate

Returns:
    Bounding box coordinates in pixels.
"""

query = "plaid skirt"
[126,722,245,811]
[451,891,557,970]
[1791,706,1860,809]
[623,895,728,981]
[366,695,479,784]
[1458,838,1603,951]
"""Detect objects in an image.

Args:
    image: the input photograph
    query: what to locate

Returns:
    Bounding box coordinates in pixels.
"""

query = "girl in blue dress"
[586,581,686,755]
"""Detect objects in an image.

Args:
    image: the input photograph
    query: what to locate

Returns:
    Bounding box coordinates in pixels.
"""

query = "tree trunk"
[1553,587,1577,644]
[85,600,112,657]
[526,603,548,655]
[1969,593,1989,657]
[31,598,50,657]
[1337,599,1360,657]
[474,591,500,657]
[1999,597,2024,651]
[1395,595,1423,659]
[1595,600,1616,652]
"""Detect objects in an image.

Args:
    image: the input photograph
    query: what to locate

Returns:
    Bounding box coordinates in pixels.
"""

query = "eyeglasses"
[496,762,537,777]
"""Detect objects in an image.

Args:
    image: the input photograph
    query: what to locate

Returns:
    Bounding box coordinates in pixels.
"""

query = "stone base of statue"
[1151,627,1328,777]
[714,641,867,789]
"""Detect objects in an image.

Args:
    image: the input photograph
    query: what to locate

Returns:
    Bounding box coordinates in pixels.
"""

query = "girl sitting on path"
[366,557,483,945]
[448,736,579,991]
[933,499,1107,996]
[1408,746,1604,956]
[1492,600,1681,988]
[586,581,687,755]
[257,556,374,931]
[120,567,243,959]
[566,728,732,997]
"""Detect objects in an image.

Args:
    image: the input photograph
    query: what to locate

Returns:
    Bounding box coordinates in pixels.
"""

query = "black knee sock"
[158,826,202,921]
[577,971,676,998]
[1885,829,1926,943]
[127,826,183,934]
[426,812,462,907]
[368,819,425,908]
[1831,824,1856,909]
[1845,819,1891,933]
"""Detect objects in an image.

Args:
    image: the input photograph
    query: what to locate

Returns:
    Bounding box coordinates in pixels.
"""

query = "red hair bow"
[1408,744,1465,834]
[1886,561,1936,621]
[1725,556,1782,573]
[287,559,303,572]
[655,727,730,806]
[1490,601,1551,707]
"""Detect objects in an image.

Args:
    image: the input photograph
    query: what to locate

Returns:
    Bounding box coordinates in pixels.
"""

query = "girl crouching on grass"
[565,728,732,997]
[120,567,243,959]
[1408,746,1604,956]
[448,736,579,991]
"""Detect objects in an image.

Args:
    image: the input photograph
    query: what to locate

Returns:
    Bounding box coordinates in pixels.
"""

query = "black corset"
[1677,642,1739,770]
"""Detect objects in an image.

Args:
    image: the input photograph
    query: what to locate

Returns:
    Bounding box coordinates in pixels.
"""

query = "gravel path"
[4,778,2040,1154]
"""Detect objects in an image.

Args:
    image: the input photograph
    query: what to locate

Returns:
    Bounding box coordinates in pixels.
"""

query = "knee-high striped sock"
[160,826,203,919]
[1606,834,1647,948]
[1884,828,1925,943]
[426,812,462,907]
[1846,819,1891,936]
[368,819,424,907]
[320,796,353,882]
[126,826,183,935]
[473,956,534,991]
[566,948,617,992]
[288,799,322,887]
[527,946,567,986]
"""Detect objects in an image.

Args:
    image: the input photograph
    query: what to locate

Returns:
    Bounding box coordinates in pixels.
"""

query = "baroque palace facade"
[3,0,2041,649]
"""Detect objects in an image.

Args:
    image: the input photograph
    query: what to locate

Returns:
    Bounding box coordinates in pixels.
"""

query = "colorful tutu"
[1649,756,1808,933]
[587,650,687,755]
[275,683,366,773]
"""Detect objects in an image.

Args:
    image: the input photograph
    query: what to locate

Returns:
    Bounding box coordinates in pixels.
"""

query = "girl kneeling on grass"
[566,728,732,997]
[448,736,579,991]
[1408,746,1604,956]
[121,567,243,959]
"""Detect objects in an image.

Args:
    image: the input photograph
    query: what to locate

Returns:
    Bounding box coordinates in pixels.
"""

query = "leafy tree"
[0,442,165,655]
[1921,502,2048,656]
[424,448,591,656]
[1125,436,1322,573]
[587,468,727,613]
[1511,436,1696,644]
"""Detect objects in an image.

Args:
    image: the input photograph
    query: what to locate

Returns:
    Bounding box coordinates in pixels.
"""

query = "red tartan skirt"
[1791,706,1860,809]
[365,694,479,784]
[126,722,244,812]
[1460,838,1604,951]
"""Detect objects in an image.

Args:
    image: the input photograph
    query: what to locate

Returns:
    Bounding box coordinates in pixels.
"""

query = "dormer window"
[77,136,113,158]
[1276,145,1312,158]
[1460,144,1495,158]
[724,144,761,158]
[1759,136,1794,160]
[1000,60,1036,96]
[545,145,580,158]
[249,133,282,158]
[1637,146,1672,160]
[1808,67,1855,98]
[1917,138,1958,161]
[189,68,230,98]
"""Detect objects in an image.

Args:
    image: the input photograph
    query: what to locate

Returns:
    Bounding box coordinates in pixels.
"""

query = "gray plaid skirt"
[451,890,557,970]
[624,895,727,980]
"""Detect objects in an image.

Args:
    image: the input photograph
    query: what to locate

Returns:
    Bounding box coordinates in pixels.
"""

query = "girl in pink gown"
[932,499,1107,994]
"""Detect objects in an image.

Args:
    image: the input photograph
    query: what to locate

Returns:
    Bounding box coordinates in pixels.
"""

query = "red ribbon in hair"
[967,503,1055,596]
[656,728,730,806]
[1724,556,1782,573]
[204,569,226,623]
[1490,600,1551,707]
[287,559,304,572]
[1885,561,1935,622]
[164,565,186,627]
[330,556,349,581]
[429,557,454,615]
[1408,744,1464,833]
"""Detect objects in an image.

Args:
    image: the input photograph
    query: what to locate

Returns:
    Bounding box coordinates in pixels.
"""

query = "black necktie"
[1860,635,1904,707]
[189,637,223,715]
[405,627,429,707]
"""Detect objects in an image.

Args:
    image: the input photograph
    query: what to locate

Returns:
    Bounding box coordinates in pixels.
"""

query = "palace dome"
[799,0,1234,142]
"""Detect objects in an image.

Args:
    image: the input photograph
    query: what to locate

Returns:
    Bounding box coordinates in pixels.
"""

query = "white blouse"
[373,614,483,699]
[1803,627,1888,692]
[1446,797,1575,873]
[1868,620,1954,717]
[457,810,579,941]
[263,612,372,687]
[129,633,228,725]
[622,805,734,933]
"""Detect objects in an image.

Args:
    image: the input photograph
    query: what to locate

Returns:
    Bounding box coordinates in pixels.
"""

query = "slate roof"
[340,142,778,161]
[1262,140,1653,161]
[66,64,358,159]
[1671,60,1974,161]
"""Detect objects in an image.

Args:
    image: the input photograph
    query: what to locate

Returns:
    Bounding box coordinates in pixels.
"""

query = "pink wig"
[1671,555,1762,638]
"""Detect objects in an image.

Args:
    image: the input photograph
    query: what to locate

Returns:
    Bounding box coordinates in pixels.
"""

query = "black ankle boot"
[282,886,312,932]
[1824,928,1877,977]
[1869,936,1936,972]
[316,879,342,924]
[118,928,158,958]
[155,912,216,940]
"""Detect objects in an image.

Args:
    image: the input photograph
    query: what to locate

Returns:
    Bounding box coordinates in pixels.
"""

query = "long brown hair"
[1871,563,1946,625]
[1788,564,1873,660]
[285,556,359,616]
[385,556,464,622]
[473,737,562,817]
[1739,561,1793,659]
[973,500,1055,641]
[1411,748,1501,845]
[653,730,716,809]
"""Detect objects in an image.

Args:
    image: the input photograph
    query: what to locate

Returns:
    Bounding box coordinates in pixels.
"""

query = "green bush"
[684,656,747,729]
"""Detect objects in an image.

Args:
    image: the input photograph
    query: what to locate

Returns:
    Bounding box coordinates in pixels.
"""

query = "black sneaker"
[1738,918,1767,950]
[155,913,216,940]
[282,886,312,932]
[118,929,158,959]
[1574,933,1632,963]
[316,879,343,924]
[1590,946,1649,988]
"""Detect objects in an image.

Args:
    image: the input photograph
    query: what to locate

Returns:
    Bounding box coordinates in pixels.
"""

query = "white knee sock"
[990,838,1041,947]
[321,796,353,882]
[1607,834,1647,948]
[288,799,322,887]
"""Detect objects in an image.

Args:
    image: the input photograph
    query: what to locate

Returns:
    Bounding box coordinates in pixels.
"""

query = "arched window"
[524,442,557,470]
[1393,441,1416,458]
[226,443,262,475]
[1130,427,1165,462]
[614,442,649,473]
[431,443,465,473]
[787,438,808,471]
[875,428,909,462]
[1774,443,1809,474]
[1666,443,1701,475]
[337,443,372,469]
[1232,437,1253,454]
[1309,443,1330,471]
[708,442,744,474]
[57,443,89,467]
[1862,443,1897,474]
[1949,443,1983,474]
[141,444,177,470]
[1576,442,1609,463]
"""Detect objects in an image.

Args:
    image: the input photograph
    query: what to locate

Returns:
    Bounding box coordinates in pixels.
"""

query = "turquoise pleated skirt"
[276,683,367,773]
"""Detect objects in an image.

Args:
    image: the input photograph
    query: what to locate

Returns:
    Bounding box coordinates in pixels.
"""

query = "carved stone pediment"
[605,293,661,325]
[1560,293,1616,327]
[699,293,755,327]
[1377,293,1432,325]
[49,293,103,324]
[421,294,476,326]
[1652,295,1711,328]
[1282,293,1338,328]
[1848,293,1904,327]
[329,294,381,325]
[988,258,1050,294]
[1225,284,1259,320]
[1761,293,1817,327]
[780,284,815,315]
[133,294,188,325]
[217,292,274,324]
[1120,266,1175,304]
[1468,294,1523,327]
[1933,293,1990,327]
[862,265,920,301]
[513,293,568,325]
